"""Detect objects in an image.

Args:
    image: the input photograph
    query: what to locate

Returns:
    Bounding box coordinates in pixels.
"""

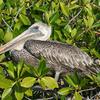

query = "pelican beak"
[0,26,41,54]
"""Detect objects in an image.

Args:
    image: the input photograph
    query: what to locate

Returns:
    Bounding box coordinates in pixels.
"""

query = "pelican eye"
[33,26,39,30]
[30,26,39,33]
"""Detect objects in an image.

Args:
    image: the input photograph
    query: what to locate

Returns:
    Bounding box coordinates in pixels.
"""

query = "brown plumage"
[23,40,99,77]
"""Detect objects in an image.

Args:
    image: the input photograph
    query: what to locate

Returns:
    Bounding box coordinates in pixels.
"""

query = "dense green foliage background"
[0,0,100,100]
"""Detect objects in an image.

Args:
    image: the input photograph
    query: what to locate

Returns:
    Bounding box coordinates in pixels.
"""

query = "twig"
[26,2,34,9]
[11,4,24,28]
[36,97,54,100]
[79,87,97,93]
[78,27,90,37]
[91,3,100,9]
[65,8,82,28]
[90,91,100,100]
[25,96,31,100]
[1,15,13,31]
[11,2,34,28]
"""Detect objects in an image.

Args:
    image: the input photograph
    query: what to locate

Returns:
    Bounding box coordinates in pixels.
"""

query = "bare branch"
[79,87,97,93]
[1,15,13,31]
[65,8,82,28]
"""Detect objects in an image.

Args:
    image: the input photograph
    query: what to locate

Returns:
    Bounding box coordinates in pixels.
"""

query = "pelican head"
[0,22,51,54]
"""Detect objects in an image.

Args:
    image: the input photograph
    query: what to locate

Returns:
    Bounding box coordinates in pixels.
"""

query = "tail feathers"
[85,64,100,75]
[90,66,100,74]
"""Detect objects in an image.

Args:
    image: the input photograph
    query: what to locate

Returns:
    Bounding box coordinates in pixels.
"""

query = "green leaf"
[58,87,73,96]
[20,77,36,88]
[40,77,58,89]
[64,25,72,33]
[25,89,32,96]
[0,54,5,62]
[4,31,13,43]
[80,78,89,87]
[3,62,15,78]
[90,48,100,58]
[14,21,22,30]
[19,14,31,25]
[15,87,24,100]
[92,22,100,28]
[94,73,100,85]
[44,12,50,24]
[38,58,46,75]
[84,4,92,16]
[65,75,77,88]
[17,60,24,78]
[83,0,91,4]
[0,28,4,41]
[38,58,49,77]
[54,30,62,40]
[83,18,88,27]
[50,12,59,24]
[87,16,94,28]
[0,67,5,76]
[74,92,82,100]
[60,2,69,17]
[2,88,12,100]
[2,95,12,100]
[70,72,80,85]
[0,77,13,89]
[66,39,73,44]
[69,4,79,10]
[71,28,77,37]
[0,0,3,5]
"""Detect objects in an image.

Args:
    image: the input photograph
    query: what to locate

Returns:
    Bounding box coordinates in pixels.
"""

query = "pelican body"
[24,40,95,74]
[0,22,99,80]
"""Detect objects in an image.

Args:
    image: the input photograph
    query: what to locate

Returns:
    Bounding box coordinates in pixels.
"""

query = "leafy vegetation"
[0,0,100,99]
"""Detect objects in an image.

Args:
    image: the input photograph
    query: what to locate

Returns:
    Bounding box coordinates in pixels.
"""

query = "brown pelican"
[0,22,99,81]
[0,22,51,66]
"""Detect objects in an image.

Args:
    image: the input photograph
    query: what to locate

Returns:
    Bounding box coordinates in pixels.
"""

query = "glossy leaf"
[2,62,15,78]
[38,58,46,76]
[0,77,13,89]
[50,12,59,24]
[4,32,13,43]
[20,77,36,88]
[25,89,32,96]
[17,60,24,78]
[71,28,77,37]
[19,14,31,25]
[15,87,24,100]
[90,48,100,58]
[74,92,82,100]
[0,0,3,5]
[88,16,94,28]
[40,77,58,89]
[65,75,77,88]
[0,54,5,62]
[2,88,12,100]
[0,28,4,41]
[60,2,69,17]
[58,87,73,96]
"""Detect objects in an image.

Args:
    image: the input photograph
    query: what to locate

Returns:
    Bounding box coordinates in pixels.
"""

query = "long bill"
[0,28,42,54]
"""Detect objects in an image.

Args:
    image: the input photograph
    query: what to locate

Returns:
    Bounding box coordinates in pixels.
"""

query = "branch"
[65,8,82,28]
[91,3,100,9]
[1,14,13,31]
[79,87,97,93]
[11,4,24,28]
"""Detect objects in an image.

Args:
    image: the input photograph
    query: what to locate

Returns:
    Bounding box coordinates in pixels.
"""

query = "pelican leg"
[55,71,61,81]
